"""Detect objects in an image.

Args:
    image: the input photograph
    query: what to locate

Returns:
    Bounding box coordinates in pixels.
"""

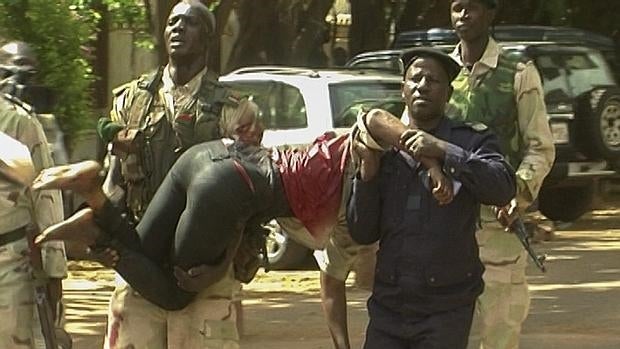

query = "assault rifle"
[509,215,547,272]
[25,210,61,349]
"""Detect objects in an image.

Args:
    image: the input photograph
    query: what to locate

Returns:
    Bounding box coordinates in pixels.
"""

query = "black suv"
[346,26,620,222]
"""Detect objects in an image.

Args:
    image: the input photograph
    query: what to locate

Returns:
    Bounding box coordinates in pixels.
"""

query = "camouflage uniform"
[0,95,66,349]
[447,39,555,349]
[101,66,240,349]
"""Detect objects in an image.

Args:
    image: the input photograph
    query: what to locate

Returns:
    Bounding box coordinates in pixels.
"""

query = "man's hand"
[352,140,381,181]
[399,129,447,160]
[427,167,454,205]
[494,199,519,230]
[174,264,223,293]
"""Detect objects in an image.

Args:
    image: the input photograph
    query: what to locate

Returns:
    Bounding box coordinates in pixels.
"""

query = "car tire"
[538,183,595,222]
[574,87,620,161]
[263,220,312,270]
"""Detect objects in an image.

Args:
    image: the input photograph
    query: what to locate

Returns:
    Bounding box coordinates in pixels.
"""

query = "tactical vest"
[112,68,233,220]
[448,53,523,170]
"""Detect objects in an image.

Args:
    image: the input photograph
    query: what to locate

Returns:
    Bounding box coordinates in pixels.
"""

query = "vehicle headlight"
[550,122,569,144]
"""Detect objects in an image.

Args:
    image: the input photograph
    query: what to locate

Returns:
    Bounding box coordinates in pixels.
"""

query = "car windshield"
[226,81,308,130]
[330,82,403,127]
[534,51,616,102]
[348,58,400,71]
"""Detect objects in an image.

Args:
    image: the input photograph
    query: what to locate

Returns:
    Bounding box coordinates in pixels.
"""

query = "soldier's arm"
[17,114,67,317]
[513,62,556,208]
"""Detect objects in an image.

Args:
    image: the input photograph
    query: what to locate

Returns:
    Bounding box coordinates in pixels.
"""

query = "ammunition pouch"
[112,128,144,158]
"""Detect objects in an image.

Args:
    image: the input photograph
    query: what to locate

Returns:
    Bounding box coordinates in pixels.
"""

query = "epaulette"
[2,93,35,116]
[112,82,133,97]
[136,66,164,94]
[464,121,489,132]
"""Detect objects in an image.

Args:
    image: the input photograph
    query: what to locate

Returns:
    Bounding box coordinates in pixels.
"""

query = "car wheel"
[538,183,595,222]
[263,220,312,270]
[575,87,620,161]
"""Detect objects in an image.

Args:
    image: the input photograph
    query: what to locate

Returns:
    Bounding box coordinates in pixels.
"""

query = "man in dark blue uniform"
[346,47,517,349]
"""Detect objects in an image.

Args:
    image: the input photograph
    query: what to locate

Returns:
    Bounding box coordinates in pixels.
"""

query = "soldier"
[0,41,68,166]
[0,89,67,346]
[95,1,242,348]
[446,1,555,348]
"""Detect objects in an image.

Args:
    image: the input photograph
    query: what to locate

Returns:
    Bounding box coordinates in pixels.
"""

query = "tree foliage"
[0,0,152,138]
[0,0,100,137]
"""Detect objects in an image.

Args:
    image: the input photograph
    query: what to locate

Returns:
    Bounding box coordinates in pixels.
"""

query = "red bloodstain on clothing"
[107,310,124,348]
[273,133,350,244]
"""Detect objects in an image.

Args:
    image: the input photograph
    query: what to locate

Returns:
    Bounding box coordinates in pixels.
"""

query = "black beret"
[400,47,461,82]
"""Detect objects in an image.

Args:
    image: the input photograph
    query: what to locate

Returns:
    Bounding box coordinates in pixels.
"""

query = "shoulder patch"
[465,121,488,132]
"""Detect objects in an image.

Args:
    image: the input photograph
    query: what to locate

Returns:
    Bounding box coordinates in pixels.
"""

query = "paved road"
[64,200,620,349]
[240,202,620,349]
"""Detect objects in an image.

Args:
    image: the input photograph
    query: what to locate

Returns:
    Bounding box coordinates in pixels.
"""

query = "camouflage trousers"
[104,275,240,349]
[468,224,530,349]
[0,238,46,349]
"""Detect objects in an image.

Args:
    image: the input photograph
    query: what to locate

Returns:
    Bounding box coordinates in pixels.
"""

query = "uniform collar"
[161,64,208,96]
[451,37,501,70]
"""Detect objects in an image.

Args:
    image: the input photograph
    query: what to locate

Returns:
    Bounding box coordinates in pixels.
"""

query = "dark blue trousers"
[363,300,475,349]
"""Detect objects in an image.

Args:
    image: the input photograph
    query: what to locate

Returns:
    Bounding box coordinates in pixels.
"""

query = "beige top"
[448,39,555,209]
[0,96,66,278]
[161,65,208,119]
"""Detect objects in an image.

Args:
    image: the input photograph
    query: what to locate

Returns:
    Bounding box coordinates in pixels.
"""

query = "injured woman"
[32,98,454,311]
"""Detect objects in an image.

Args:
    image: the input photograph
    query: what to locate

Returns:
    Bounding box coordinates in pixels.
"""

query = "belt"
[0,225,27,247]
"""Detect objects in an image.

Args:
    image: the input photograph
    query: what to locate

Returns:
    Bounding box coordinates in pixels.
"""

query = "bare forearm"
[364,109,441,169]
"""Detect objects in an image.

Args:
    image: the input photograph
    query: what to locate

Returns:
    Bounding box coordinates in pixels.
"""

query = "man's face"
[164,2,208,60]
[402,57,452,122]
[450,0,495,42]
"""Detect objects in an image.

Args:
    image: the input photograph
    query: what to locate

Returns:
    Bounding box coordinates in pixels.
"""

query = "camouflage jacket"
[0,94,66,278]
[447,39,555,211]
[107,67,234,219]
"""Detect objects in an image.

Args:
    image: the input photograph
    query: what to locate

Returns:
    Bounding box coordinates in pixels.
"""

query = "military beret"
[400,47,461,82]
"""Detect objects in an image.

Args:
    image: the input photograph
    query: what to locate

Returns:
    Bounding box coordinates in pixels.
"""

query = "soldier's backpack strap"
[126,66,165,130]
[191,72,241,144]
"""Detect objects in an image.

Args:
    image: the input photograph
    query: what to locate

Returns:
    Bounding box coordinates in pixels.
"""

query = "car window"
[347,58,400,72]
[535,51,616,102]
[329,82,403,128]
[226,81,308,130]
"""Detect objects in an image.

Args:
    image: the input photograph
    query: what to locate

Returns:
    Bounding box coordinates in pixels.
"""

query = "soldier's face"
[164,3,208,60]
[402,58,452,121]
[450,0,495,42]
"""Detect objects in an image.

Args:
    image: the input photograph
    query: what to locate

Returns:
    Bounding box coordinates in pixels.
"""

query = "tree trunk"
[225,0,280,71]
[349,0,387,57]
[145,0,175,66]
[290,0,334,66]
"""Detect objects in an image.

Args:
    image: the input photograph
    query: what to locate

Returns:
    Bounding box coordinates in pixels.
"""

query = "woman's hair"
[219,97,260,138]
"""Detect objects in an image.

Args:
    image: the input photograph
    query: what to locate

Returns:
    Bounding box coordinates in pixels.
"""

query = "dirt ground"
[62,188,620,349]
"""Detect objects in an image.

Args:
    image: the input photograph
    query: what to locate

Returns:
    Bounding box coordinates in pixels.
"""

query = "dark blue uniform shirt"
[347,116,516,324]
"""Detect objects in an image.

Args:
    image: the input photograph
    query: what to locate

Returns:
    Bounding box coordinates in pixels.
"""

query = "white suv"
[220,66,403,269]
